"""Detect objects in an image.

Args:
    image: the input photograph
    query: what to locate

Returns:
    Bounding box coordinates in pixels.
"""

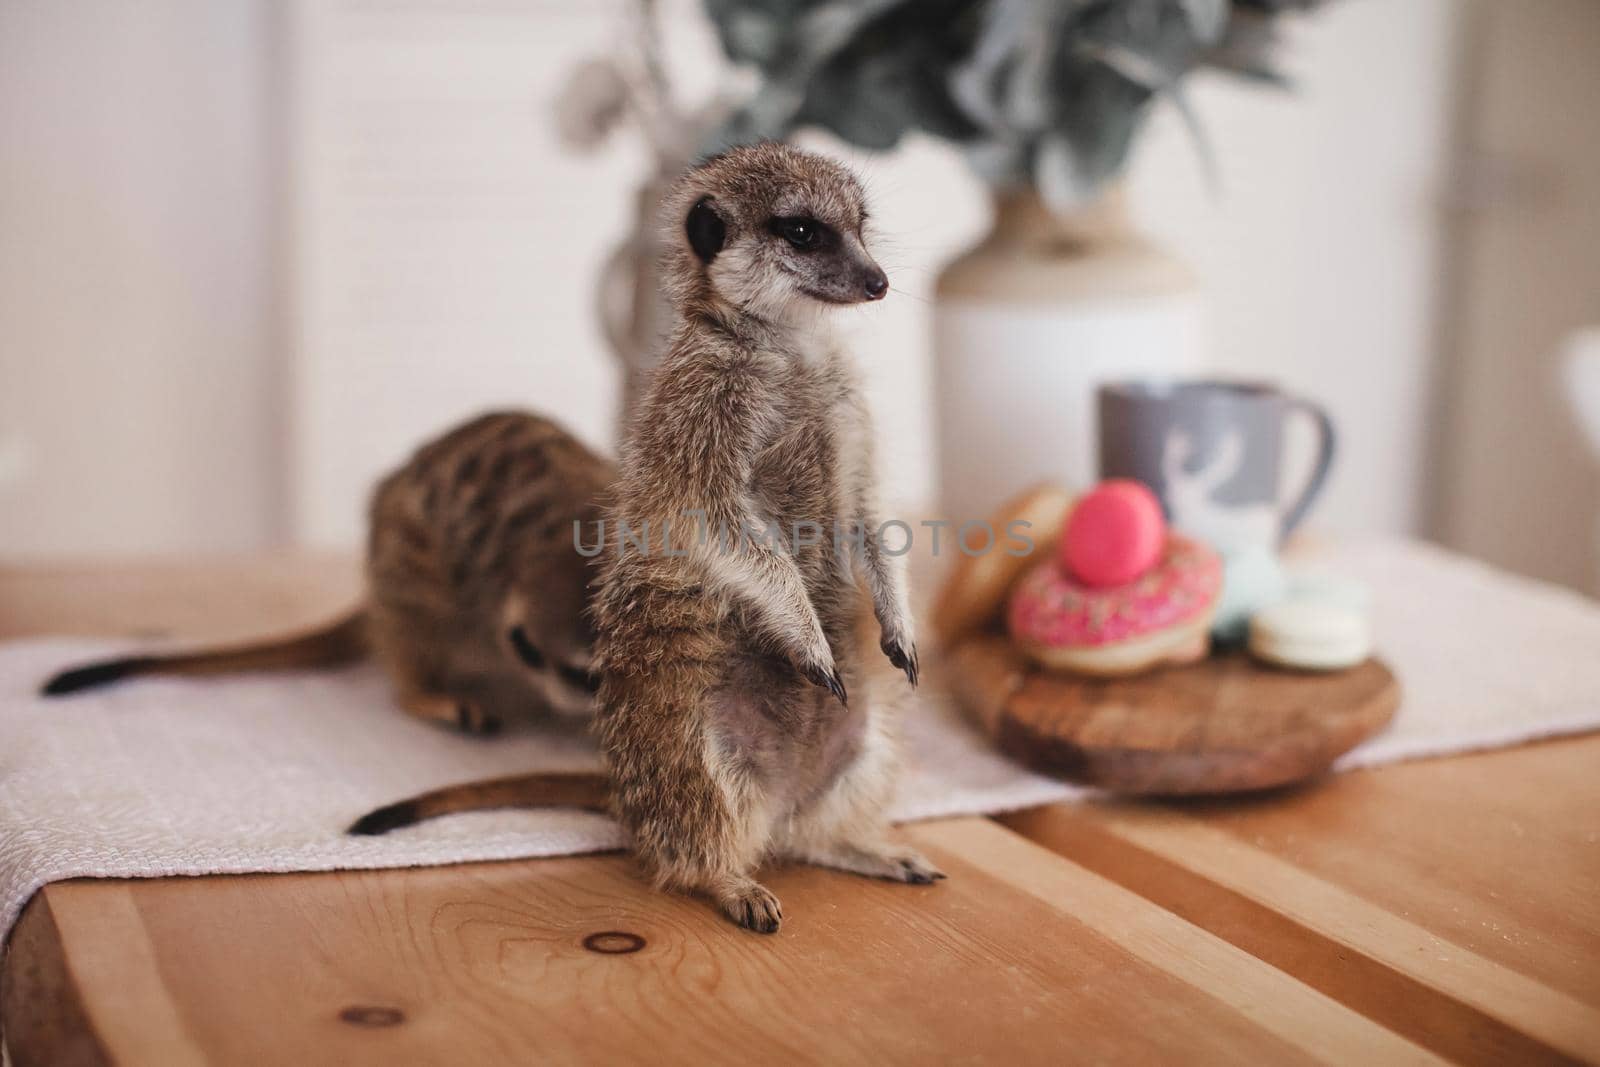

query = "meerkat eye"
[770,216,825,251]
[783,220,816,247]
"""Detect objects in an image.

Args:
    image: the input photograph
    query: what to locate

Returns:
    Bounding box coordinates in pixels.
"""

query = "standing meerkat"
[42,411,613,735]
[351,143,939,934]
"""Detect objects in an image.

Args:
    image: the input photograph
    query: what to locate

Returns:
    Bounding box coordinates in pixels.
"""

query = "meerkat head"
[663,142,888,322]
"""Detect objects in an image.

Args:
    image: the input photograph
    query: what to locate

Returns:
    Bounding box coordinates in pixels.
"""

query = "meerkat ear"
[685,196,726,265]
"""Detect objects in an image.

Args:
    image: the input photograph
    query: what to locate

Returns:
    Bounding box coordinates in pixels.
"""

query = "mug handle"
[1281,397,1337,537]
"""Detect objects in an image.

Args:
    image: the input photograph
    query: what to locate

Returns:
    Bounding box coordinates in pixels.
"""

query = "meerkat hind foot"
[891,849,947,884]
[714,877,783,934]
[806,843,947,885]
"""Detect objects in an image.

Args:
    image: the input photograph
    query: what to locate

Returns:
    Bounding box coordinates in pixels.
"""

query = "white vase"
[932,187,1207,523]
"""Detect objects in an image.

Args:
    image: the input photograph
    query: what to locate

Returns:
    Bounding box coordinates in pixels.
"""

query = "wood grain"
[1001,736,1600,1065]
[947,633,1398,795]
[13,821,1434,1067]
[0,893,111,1067]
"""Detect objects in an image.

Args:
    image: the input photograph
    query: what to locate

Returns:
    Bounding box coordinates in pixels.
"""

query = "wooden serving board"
[946,634,1400,796]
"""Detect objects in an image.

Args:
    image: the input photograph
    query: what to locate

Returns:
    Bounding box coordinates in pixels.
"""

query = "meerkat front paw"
[454,701,503,736]
[401,692,503,736]
[880,633,920,688]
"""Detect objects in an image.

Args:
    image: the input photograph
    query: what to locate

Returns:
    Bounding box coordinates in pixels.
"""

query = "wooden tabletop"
[2,558,1597,1065]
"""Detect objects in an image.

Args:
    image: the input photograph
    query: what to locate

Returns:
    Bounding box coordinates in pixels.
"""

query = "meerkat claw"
[827,669,849,706]
[798,661,848,705]
[883,639,919,687]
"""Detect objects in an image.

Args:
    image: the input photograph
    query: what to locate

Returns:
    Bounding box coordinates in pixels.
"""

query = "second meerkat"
[353,143,938,933]
[42,411,612,734]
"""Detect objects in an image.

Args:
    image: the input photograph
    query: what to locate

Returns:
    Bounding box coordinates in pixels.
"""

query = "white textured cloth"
[4,539,1600,943]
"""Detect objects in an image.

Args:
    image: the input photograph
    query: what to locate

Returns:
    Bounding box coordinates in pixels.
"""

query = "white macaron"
[1247,598,1372,671]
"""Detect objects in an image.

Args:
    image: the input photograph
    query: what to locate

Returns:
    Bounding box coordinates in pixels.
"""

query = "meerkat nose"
[863,270,889,301]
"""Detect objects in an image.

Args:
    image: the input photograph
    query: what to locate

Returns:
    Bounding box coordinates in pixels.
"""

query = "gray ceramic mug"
[1097,380,1336,549]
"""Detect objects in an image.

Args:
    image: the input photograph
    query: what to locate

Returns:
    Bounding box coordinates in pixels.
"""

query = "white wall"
[1433,0,1600,593]
[0,0,281,556]
[285,0,640,546]
[1,0,1464,556]
[1127,0,1462,537]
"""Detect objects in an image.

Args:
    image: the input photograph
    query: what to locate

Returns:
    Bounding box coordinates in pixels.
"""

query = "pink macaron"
[1060,480,1166,588]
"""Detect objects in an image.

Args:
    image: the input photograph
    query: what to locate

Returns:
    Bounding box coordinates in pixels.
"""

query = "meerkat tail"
[347,772,610,836]
[40,609,368,697]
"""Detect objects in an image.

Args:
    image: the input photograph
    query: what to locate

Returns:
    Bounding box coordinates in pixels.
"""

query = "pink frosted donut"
[1007,534,1223,677]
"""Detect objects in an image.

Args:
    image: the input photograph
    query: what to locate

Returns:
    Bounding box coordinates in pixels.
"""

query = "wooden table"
[2,559,1597,1065]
